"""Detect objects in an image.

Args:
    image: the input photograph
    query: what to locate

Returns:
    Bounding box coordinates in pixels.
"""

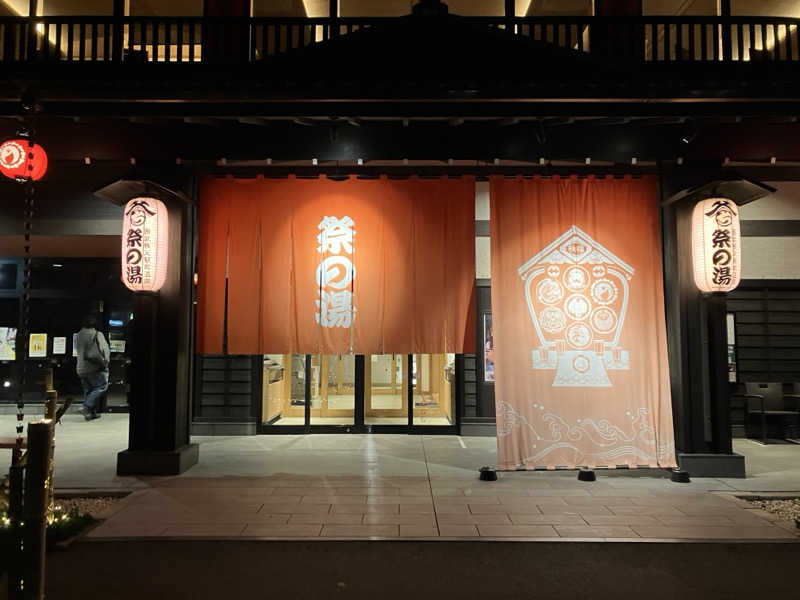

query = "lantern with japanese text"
[691,197,741,293]
[121,197,169,292]
[0,138,47,181]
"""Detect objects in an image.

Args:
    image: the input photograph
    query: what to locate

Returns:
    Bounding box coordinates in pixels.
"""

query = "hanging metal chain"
[12,98,37,463]
[14,180,34,460]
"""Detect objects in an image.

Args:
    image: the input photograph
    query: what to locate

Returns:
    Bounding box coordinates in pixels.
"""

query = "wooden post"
[43,368,56,420]
[364,355,372,415]
[337,355,344,394]
[707,293,733,454]
[403,355,410,413]
[720,0,732,61]
[7,464,25,600]
[329,0,338,38]
[390,354,397,395]
[42,368,57,522]
[320,354,329,414]
[23,420,55,600]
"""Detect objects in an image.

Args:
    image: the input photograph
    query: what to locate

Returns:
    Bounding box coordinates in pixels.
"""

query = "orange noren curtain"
[490,175,676,470]
[197,175,476,355]
[196,182,229,354]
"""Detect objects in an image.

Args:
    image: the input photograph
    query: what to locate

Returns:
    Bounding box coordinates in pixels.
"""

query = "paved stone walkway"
[1,413,798,541]
[87,472,798,540]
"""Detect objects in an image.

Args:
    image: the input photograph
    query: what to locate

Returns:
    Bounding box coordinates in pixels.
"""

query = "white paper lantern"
[691,197,741,293]
[121,197,169,292]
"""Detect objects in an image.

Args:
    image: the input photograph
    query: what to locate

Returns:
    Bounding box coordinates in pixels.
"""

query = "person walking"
[76,314,110,421]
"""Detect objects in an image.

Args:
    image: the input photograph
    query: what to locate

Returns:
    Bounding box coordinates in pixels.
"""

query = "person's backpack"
[84,331,109,369]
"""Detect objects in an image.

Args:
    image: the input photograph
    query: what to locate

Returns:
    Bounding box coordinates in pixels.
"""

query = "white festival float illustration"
[518,225,633,387]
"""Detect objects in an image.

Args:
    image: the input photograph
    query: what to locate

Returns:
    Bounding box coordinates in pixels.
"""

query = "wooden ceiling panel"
[0,235,121,257]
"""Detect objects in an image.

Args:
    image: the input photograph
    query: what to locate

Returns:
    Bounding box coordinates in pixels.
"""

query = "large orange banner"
[490,175,676,469]
[197,175,475,355]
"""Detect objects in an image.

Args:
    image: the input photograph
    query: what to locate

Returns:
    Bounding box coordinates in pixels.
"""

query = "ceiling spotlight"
[681,119,697,145]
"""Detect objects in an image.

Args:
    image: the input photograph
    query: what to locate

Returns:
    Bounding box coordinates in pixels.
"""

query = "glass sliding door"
[309,354,356,426]
[366,354,408,425]
[259,352,458,432]
[412,353,456,426]
[261,353,307,426]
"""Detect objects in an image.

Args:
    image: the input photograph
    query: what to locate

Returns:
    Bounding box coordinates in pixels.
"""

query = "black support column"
[117,188,198,476]
[707,293,733,455]
[661,168,745,478]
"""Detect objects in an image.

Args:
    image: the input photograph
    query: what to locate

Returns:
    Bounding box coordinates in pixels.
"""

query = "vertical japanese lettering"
[315,216,356,328]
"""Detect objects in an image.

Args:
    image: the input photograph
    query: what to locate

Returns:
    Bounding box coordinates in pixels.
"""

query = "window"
[37,1,113,15]
[0,263,18,291]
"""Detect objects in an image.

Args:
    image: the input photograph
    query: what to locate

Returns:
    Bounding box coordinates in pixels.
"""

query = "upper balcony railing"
[0,15,798,65]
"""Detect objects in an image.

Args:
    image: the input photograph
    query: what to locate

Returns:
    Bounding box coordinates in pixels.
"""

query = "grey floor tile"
[536,504,612,515]
[477,525,559,537]
[321,524,399,537]
[161,523,247,536]
[555,526,639,538]
[437,513,513,525]
[399,525,439,537]
[507,514,587,525]
[632,525,794,539]
[363,514,436,525]
[242,524,323,537]
[606,505,683,516]
[469,503,541,514]
[332,503,398,514]
[438,525,480,537]
[300,496,366,504]
[582,515,660,525]
[287,513,363,524]
[257,503,331,514]
[87,522,168,538]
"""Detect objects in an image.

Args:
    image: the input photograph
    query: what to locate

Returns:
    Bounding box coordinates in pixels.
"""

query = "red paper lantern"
[0,139,48,181]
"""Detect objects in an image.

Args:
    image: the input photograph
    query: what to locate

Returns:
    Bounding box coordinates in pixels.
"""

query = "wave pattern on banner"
[497,400,674,468]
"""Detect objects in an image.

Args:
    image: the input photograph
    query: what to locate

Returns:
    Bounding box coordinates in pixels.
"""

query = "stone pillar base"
[678,452,746,478]
[117,443,199,476]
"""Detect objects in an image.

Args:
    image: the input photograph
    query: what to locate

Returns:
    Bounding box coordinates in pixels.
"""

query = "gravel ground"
[54,497,121,519]
[748,498,800,525]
